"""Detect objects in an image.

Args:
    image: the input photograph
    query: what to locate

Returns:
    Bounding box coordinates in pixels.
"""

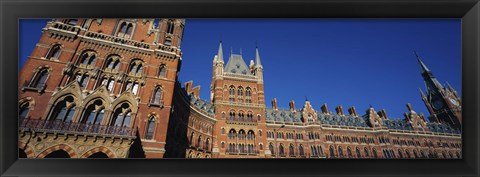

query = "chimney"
[272,98,278,111]
[348,106,358,117]
[192,86,201,98]
[289,100,296,112]
[184,80,193,93]
[335,105,344,115]
[377,109,388,119]
[321,103,329,114]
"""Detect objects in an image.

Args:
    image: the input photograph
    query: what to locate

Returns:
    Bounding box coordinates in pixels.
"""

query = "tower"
[18,18,185,158]
[416,52,462,130]
[211,42,267,158]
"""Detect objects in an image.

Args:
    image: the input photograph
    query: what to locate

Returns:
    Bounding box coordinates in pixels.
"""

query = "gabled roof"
[224,54,252,75]
[189,94,215,116]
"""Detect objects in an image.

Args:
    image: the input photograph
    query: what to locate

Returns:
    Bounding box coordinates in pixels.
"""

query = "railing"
[50,21,81,33]
[84,31,151,50]
[19,118,136,137]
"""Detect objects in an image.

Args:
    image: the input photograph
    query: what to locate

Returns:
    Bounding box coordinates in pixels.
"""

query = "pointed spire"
[255,46,262,68]
[217,41,224,63]
[419,88,426,97]
[414,50,430,73]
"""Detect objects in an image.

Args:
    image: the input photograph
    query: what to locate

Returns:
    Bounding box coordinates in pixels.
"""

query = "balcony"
[19,118,136,138]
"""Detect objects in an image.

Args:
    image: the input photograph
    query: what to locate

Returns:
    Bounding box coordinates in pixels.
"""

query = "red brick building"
[18,19,462,159]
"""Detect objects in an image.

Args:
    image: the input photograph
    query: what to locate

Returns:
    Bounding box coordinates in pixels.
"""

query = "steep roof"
[224,54,252,75]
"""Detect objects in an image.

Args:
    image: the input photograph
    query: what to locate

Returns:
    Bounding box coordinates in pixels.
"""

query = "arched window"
[289,144,295,156]
[247,130,255,140]
[259,144,263,150]
[237,87,243,96]
[329,146,335,158]
[79,51,97,66]
[117,22,134,38]
[221,142,225,148]
[189,132,194,145]
[347,147,353,158]
[129,60,144,74]
[269,143,275,154]
[238,130,246,140]
[372,148,378,158]
[110,103,132,127]
[158,65,167,78]
[81,100,105,125]
[166,20,175,34]
[279,144,285,156]
[76,73,89,88]
[398,149,404,158]
[245,87,252,96]
[405,149,411,158]
[151,87,164,105]
[49,96,76,122]
[338,146,344,158]
[364,147,370,157]
[46,45,61,60]
[30,68,49,89]
[413,150,419,158]
[205,138,210,150]
[229,111,235,121]
[420,150,426,158]
[104,55,121,70]
[356,147,361,158]
[19,102,30,119]
[228,129,237,139]
[102,78,115,92]
[144,117,155,139]
[299,145,305,156]
[197,135,202,148]
[229,86,235,102]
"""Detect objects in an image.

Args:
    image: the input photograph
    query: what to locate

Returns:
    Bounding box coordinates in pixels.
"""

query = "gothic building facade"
[18,19,462,159]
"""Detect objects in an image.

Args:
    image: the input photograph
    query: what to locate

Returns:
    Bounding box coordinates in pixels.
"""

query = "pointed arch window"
[81,100,105,125]
[150,87,164,105]
[76,73,89,88]
[104,56,121,71]
[347,147,353,158]
[289,144,295,156]
[49,96,76,122]
[129,60,144,74]
[145,117,155,139]
[364,147,370,157]
[372,148,378,158]
[158,65,167,78]
[356,147,361,158]
[117,22,134,39]
[166,20,175,34]
[45,44,61,60]
[329,146,335,158]
[279,144,285,156]
[19,102,30,119]
[79,51,97,66]
[299,145,305,156]
[269,143,275,154]
[29,68,49,89]
[111,103,132,127]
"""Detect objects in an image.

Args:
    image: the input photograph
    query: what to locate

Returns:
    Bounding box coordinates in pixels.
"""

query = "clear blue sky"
[20,19,461,119]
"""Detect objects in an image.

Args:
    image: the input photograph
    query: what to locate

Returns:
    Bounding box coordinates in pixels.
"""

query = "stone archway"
[37,144,77,158]
[81,147,116,158]
[44,150,71,158]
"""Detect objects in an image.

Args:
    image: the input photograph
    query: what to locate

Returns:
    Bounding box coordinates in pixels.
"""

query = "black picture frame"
[1,0,479,176]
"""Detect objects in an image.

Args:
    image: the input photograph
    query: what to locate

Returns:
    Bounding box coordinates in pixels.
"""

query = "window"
[347,147,353,158]
[372,148,378,158]
[117,22,134,38]
[221,142,225,148]
[289,144,295,156]
[79,51,97,66]
[104,56,121,70]
[158,65,167,78]
[329,146,335,158]
[110,103,132,127]
[19,102,30,119]
[151,87,164,105]
[338,147,344,158]
[129,59,144,74]
[145,117,155,139]
[81,100,104,125]
[364,147,370,157]
[30,69,49,89]
[269,143,274,154]
[46,45,61,60]
[166,20,175,34]
[356,147,361,158]
[49,96,76,122]
[245,87,252,96]
[299,145,305,156]
[279,144,285,156]
[76,74,89,88]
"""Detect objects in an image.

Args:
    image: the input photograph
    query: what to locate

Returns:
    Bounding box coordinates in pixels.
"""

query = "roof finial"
[216,41,224,62]
[255,45,262,68]
[230,47,233,56]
